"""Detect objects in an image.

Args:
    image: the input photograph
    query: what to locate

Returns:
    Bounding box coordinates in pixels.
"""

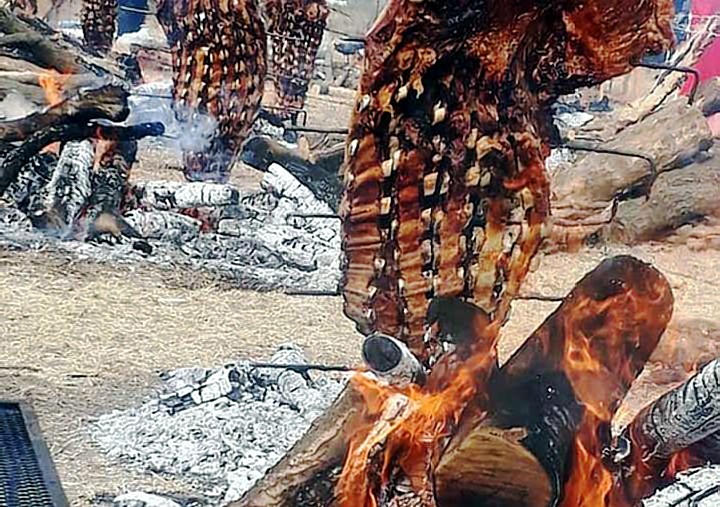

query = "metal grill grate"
[0,402,68,507]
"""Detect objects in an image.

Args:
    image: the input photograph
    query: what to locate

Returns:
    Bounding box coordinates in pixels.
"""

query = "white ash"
[0,161,342,292]
[132,181,240,211]
[40,140,94,231]
[643,466,720,506]
[88,344,348,505]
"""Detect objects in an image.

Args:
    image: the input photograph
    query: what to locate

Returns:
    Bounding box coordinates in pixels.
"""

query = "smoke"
[126,81,219,156]
[0,90,39,120]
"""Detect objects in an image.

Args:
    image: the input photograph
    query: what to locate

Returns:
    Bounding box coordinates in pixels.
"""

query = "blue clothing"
[117,0,147,35]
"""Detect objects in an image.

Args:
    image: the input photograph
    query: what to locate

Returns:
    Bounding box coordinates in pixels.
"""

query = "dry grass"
[2,243,720,504]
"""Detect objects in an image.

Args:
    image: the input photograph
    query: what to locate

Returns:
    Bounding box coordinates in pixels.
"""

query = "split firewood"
[241,136,343,210]
[0,84,128,142]
[232,386,362,507]
[128,180,241,211]
[35,139,93,230]
[237,255,674,507]
[610,154,720,244]
[85,140,142,242]
[0,7,125,78]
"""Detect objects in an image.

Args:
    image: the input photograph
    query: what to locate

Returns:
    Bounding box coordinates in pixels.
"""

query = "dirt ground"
[3,78,720,504]
[2,241,720,505]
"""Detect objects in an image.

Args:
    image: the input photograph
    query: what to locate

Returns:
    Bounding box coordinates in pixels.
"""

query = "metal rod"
[118,5,155,14]
[287,126,349,135]
[633,61,700,105]
[556,140,658,200]
[285,289,341,296]
[130,92,174,100]
[288,213,341,220]
[248,362,355,373]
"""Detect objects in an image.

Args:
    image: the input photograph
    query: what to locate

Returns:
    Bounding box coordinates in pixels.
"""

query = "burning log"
[85,139,141,241]
[241,136,343,210]
[235,255,675,506]
[170,0,267,182]
[128,180,241,211]
[434,255,674,507]
[35,139,93,230]
[265,0,329,115]
[0,84,128,142]
[81,0,117,54]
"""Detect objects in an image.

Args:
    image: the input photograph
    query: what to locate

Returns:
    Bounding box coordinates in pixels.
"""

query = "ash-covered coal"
[89,344,348,505]
[643,466,720,506]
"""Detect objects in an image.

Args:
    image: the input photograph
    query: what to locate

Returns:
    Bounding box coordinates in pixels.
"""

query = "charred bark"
[434,255,674,507]
[231,386,363,507]
[616,358,720,504]
[241,136,342,210]
[0,122,163,195]
[0,84,128,142]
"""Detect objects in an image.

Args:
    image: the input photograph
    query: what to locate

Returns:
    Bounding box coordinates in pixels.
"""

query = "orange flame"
[337,345,498,507]
[38,70,70,154]
[38,70,67,107]
[561,436,614,507]
[664,449,702,480]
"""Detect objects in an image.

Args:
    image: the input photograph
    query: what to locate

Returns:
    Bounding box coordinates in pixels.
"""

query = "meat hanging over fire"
[81,0,118,53]
[265,0,329,115]
[167,0,267,182]
[336,0,675,505]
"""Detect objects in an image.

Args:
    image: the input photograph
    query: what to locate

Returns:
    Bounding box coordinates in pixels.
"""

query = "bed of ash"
[89,343,347,506]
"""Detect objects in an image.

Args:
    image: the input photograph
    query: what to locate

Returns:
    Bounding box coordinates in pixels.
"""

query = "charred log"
[0,121,163,195]
[434,255,674,507]
[232,386,363,507]
[81,0,117,54]
[0,84,128,142]
[85,140,141,241]
[241,136,342,210]
[0,7,124,77]
[616,358,720,504]
[265,0,329,114]
[171,0,267,182]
